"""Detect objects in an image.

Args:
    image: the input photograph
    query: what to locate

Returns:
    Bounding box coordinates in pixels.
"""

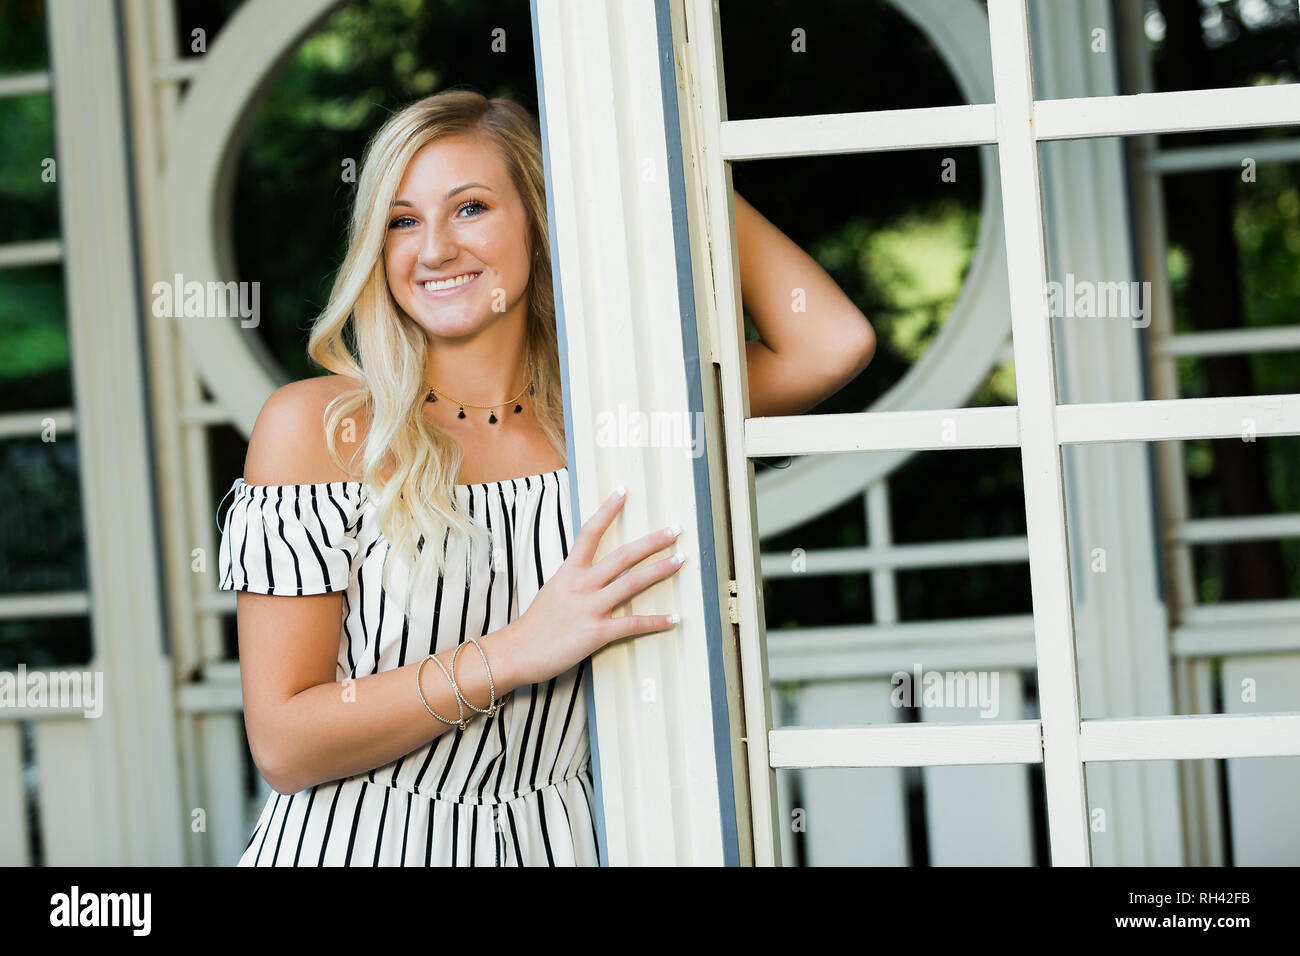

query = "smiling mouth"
[422,272,482,293]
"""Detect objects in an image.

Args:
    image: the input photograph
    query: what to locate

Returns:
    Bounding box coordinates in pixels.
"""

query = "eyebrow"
[391,182,494,207]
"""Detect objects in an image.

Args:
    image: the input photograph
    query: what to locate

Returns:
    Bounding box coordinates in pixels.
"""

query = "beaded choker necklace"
[424,371,535,424]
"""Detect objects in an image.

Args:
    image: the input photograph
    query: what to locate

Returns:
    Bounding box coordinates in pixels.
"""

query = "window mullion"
[987,0,1091,866]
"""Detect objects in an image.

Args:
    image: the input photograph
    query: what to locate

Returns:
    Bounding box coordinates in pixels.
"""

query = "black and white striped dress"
[216,466,598,866]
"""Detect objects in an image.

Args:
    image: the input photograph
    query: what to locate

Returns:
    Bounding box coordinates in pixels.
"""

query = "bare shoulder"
[243,374,371,485]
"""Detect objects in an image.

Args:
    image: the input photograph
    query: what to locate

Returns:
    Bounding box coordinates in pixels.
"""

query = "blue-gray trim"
[529,0,611,866]
[653,0,741,866]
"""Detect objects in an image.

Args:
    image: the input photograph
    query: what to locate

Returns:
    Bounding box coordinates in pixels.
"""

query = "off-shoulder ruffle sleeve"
[217,478,363,596]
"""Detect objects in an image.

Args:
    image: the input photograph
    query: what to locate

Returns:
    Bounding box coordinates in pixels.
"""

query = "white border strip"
[719,103,997,160]
[745,405,1020,456]
[1057,394,1300,444]
[769,721,1044,768]
[1035,84,1300,140]
[1079,713,1300,762]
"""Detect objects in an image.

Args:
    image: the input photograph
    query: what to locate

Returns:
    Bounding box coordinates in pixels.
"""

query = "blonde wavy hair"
[307,89,565,604]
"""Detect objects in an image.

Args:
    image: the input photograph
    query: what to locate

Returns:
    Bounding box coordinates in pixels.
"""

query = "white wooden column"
[532,0,747,864]
[45,0,185,864]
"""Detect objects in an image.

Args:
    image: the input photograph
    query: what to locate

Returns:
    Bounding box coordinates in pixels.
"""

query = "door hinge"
[726,579,739,624]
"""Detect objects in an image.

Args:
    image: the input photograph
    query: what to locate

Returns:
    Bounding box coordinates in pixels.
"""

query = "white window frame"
[678,0,1300,865]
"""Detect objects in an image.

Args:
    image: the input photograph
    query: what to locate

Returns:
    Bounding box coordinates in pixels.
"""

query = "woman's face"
[383,134,533,342]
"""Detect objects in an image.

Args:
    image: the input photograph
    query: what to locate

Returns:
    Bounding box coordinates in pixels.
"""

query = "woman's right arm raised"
[236,378,685,796]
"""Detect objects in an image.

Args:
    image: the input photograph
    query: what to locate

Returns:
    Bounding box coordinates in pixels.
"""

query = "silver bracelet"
[451,638,505,718]
[416,654,467,730]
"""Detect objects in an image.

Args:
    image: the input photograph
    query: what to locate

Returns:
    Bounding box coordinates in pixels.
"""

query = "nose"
[418,217,456,269]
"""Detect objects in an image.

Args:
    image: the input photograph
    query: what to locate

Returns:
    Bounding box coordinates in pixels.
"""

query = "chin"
[408,312,491,340]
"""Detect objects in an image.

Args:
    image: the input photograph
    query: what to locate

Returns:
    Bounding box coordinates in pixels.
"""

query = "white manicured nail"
[671,551,686,565]
[666,613,679,625]
[612,485,627,499]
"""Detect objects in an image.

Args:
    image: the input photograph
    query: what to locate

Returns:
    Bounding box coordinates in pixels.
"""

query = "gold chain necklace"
[424,369,535,424]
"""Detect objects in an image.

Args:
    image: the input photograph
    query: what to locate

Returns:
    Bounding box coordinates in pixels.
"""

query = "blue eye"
[388,215,416,229]
[457,200,488,217]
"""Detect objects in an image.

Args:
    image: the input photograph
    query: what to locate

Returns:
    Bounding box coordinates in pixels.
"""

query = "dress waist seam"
[367,765,591,807]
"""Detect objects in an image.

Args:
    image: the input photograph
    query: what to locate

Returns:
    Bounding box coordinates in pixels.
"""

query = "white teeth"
[423,272,480,292]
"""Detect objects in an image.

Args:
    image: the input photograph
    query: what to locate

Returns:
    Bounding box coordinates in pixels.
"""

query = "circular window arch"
[164,0,351,434]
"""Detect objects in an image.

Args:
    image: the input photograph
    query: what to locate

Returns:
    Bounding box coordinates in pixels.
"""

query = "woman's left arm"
[734,190,876,418]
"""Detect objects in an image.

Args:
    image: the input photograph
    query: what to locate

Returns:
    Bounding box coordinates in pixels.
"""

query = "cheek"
[384,241,413,289]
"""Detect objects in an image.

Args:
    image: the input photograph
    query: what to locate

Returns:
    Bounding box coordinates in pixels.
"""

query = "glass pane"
[173,0,247,59]
[1143,0,1299,97]
[720,0,997,117]
[0,93,60,243]
[1062,436,1300,719]
[0,435,86,595]
[0,0,48,75]
[1039,134,1300,405]
[731,146,1003,417]
[1085,756,1300,865]
[760,447,1035,739]
[0,615,92,669]
[1029,0,1300,101]
[776,760,1047,865]
[0,263,71,410]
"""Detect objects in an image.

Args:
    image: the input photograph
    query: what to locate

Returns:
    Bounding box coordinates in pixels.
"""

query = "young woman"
[217,89,874,867]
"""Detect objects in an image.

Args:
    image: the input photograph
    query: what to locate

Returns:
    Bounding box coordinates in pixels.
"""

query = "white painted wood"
[161,0,347,433]
[1079,713,1300,761]
[921,672,1033,865]
[0,592,89,618]
[769,720,1043,768]
[1151,136,1300,173]
[0,409,75,440]
[1180,599,1300,625]
[679,0,782,865]
[33,720,108,864]
[196,714,248,866]
[770,686,798,866]
[1057,394,1300,444]
[988,0,1090,865]
[152,58,201,83]
[1160,327,1300,357]
[760,535,1028,577]
[1035,0,1181,866]
[46,0,185,864]
[1173,621,1300,658]
[798,680,909,866]
[1178,514,1300,543]
[1171,657,1224,865]
[0,722,29,865]
[0,239,61,267]
[865,482,899,624]
[1034,84,1300,141]
[720,104,997,160]
[746,405,1020,457]
[1220,656,1300,864]
[1119,5,1200,620]
[767,624,1037,680]
[0,71,51,96]
[536,0,741,865]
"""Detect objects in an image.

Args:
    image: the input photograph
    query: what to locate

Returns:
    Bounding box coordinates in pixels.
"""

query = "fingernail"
[666,525,682,539]
[666,613,679,625]
[612,485,627,500]
[671,551,686,565]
